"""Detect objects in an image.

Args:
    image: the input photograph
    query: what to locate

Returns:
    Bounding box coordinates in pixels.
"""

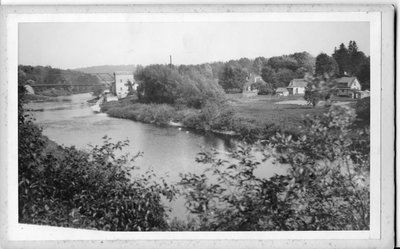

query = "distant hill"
[73,65,136,75]
[18,65,103,96]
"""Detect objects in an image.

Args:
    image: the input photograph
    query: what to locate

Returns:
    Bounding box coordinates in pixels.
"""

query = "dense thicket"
[135,64,225,108]
[215,52,315,91]
[259,52,315,88]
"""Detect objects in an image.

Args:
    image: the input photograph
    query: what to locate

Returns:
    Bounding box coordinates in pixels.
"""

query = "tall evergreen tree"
[332,43,350,76]
[356,57,370,90]
[347,41,368,76]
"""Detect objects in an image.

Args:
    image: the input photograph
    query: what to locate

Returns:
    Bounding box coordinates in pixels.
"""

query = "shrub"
[179,105,370,231]
[355,97,370,126]
[105,103,177,125]
[19,90,177,230]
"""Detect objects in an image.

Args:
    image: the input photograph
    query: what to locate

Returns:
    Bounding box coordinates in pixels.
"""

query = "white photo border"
[0,4,394,249]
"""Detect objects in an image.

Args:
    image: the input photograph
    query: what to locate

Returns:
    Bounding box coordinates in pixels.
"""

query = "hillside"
[73,65,136,74]
[18,65,102,96]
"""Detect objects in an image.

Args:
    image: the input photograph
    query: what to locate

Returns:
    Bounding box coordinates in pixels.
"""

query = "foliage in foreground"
[19,84,370,231]
[19,88,177,230]
[304,75,337,107]
[179,105,370,230]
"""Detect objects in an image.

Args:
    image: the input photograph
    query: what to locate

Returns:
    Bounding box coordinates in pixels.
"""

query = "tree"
[332,43,350,76]
[291,51,316,74]
[135,65,182,104]
[44,67,65,85]
[260,65,276,86]
[356,58,370,90]
[252,57,268,75]
[253,80,274,95]
[267,56,300,71]
[347,41,368,76]
[304,76,337,107]
[92,85,104,97]
[125,80,135,96]
[275,68,297,87]
[237,57,253,73]
[218,64,248,91]
[315,53,339,77]
[355,97,370,127]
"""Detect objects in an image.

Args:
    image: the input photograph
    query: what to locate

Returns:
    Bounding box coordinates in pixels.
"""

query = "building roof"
[287,79,308,88]
[334,77,358,88]
[276,87,289,92]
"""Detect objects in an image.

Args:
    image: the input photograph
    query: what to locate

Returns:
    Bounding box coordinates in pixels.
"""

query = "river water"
[26,93,287,219]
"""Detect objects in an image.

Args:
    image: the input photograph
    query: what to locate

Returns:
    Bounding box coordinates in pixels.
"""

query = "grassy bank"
[101,95,330,142]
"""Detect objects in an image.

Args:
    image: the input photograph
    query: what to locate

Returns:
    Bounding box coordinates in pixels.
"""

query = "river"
[26,93,287,219]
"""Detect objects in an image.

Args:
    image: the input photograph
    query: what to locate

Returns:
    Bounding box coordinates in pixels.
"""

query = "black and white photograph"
[0,4,395,249]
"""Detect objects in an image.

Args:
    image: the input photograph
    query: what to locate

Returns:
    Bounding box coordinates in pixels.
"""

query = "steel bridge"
[29,84,107,87]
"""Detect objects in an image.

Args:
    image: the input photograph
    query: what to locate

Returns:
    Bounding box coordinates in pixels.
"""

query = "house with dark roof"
[287,79,308,95]
[275,87,289,96]
[334,76,362,98]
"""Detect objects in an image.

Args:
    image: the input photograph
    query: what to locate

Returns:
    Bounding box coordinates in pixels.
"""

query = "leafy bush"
[355,97,370,126]
[19,89,177,230]
[179,105,370,231]
[304,76,337,107]
[105,103,177,125]
[253,81,274,95]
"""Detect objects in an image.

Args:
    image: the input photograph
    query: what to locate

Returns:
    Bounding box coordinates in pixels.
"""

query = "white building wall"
[297,87,305,95]
[350,79,362,90]
[114,73,134,99]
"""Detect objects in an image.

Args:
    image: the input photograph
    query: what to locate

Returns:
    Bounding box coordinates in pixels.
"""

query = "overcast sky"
[19,22,369,69]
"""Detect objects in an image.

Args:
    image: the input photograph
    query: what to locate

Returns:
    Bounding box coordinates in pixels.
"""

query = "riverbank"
[99,95,327,142]
[101,100,243,137]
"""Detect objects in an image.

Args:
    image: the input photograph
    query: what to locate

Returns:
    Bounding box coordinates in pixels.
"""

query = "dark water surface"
[26,93,287,219]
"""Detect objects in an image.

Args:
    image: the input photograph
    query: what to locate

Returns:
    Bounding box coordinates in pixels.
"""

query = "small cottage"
[275,87,289,97]
[287,79,308,95]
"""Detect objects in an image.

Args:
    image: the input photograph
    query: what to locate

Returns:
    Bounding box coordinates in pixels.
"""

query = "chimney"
[169,55,172,68]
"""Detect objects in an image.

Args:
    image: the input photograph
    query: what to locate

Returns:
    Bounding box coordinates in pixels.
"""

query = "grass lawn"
[226,94,328,130]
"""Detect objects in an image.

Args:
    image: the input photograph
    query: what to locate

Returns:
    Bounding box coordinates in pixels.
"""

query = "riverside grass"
[101,95,328,142]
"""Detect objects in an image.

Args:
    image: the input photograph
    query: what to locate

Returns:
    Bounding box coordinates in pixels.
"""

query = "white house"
[334,77,362,98]
[112,71,137,99]
[287,79,308,95]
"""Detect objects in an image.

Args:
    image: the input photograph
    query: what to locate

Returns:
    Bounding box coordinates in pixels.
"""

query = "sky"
[19,22,370,70]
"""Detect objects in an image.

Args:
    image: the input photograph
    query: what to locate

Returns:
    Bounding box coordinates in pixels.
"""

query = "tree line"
[18,65,101,95]
[315,41,370,89]
[134,41,369,100]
